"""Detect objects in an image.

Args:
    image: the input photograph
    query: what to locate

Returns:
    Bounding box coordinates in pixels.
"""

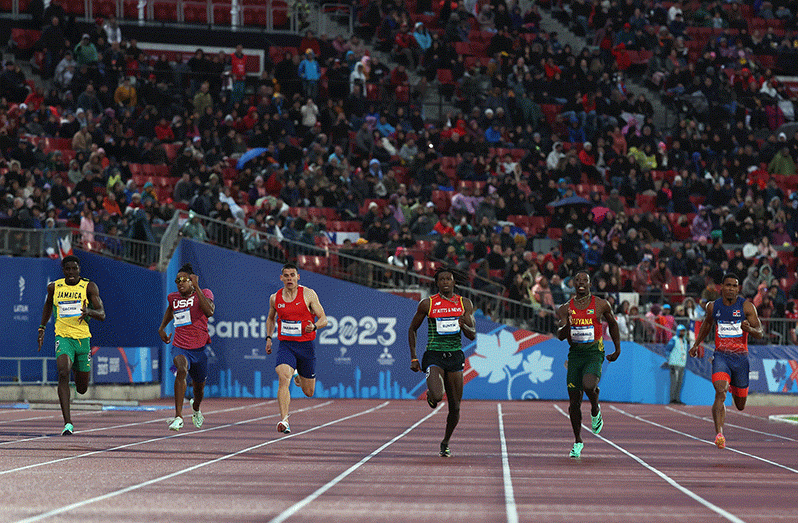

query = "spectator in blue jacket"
[298,49,320,100]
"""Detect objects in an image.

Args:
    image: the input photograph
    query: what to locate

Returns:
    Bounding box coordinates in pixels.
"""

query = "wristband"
[266,335,271,340]
[313,324,317,331]
[411,358,419,362]
[38,325,46,330]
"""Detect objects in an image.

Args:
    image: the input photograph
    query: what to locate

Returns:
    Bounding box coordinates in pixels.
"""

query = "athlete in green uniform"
[556,271,620,458]
[409,267,476,457]
[37,255,106,435]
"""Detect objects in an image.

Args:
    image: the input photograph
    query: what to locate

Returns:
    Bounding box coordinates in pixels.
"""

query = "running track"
[0,399,796,522]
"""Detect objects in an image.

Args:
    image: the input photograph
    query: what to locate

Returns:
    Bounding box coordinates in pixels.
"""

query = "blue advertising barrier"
[0,252,162,382]
[168,240,798,404]
[92,347,158,383]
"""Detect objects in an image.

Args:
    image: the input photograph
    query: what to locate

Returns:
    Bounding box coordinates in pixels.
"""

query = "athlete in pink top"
[266,263,327,434]
[158,263,215,432]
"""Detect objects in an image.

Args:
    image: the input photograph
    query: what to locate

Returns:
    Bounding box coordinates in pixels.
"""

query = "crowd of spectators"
[2,0,798,341]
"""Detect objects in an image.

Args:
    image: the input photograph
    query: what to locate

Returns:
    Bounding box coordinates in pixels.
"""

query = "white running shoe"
[277,417,291,434]
[190,399,204,429]
[168,417,184,431]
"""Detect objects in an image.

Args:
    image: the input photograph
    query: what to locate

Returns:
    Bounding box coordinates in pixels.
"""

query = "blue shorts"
[276,339,316,379]
[173,346,209,384]
[712,351,749,398]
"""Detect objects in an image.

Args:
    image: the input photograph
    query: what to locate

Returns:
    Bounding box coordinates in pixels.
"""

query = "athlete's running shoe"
[426,391,437,409]
[714,433,726,449]
[439,442,451,457]
[168,417,184,431]
[293,370,301,388]
[591,408,603,434]
[61,423,74,436]
[569,442,584,458]
[190,398,204,429]
[277,418,291,434]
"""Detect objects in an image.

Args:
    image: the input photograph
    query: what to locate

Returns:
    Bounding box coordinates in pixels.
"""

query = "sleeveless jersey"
[168,288,214,350]
[53,278,91,339]
[568,295,604,351]
[275,286,316,342]
[713,296,748,354]
[426,293,464,352]
[231,53,247,80]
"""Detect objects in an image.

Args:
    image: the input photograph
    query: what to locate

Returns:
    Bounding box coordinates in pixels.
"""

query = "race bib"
[59,300,82,318]
[435,316,460,335]
[281,320,303,337]
[717,321,743,338]
[174,308,191,327]
[570,325,594,343]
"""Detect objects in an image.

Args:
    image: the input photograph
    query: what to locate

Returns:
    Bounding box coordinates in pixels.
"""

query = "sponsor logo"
[378,347,394,366]
[334,347,352,365]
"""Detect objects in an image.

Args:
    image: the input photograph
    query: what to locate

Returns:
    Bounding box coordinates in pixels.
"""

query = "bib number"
[281,320,303,337]
[570,325,594,343]
[59,300,82,318]
[717,321,743,338]
[174,308,192,327]
[435,317,460,335]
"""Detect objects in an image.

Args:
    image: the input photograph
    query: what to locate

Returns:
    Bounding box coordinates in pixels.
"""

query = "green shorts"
[566,347,604,390]
[55,336,92,373]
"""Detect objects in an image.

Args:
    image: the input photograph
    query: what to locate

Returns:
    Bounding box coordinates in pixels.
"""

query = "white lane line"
[497,404,519,523]
[0,400,304,476]
[0,400,274,447]
[267,404,441,523]
[665,406,798,442]
[553,404,747,523]
[612,405,798,474]
[14,401,390,523]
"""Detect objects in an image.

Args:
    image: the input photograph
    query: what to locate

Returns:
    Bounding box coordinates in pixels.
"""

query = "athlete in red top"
[690,272,762,449]
[158,263,215,432]
[556,271,620,458]
[266,263,327,434]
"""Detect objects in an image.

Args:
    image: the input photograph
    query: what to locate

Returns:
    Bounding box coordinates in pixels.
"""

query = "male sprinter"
[38,255,106,435]
[690,272,762,449]
[409,266,476,457]
[266,263,327,434]
[556,271,620,458]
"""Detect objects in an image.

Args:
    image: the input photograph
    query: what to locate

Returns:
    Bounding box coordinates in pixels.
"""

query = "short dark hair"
[722,272,739,284]
[178,263,194,275]
[282,262,298,273]
[61,255,79,267]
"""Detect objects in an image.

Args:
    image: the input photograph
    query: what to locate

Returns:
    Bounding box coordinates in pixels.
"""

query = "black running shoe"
[439,442,451,457]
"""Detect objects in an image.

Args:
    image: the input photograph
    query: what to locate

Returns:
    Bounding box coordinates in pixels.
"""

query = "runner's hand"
[606,351,620,362]
[266,337,272,355]
[189,274,199,293]
[159,328,171,344]
[410,359,420,372]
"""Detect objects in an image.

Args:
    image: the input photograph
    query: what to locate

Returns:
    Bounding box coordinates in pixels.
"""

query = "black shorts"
[422,350,465,373]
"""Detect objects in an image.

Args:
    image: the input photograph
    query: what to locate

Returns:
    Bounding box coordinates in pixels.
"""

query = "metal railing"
[0,226,162,267]
[0,357,57,384]
[1,0,350,34]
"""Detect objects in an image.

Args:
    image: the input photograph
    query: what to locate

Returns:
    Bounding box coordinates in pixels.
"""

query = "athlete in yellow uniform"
[38,255,106,435]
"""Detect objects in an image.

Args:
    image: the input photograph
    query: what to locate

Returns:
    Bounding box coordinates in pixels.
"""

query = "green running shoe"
[439,442,451,457]
[591,409,603,434]
[569,442,584,458]
[61,423,74,436]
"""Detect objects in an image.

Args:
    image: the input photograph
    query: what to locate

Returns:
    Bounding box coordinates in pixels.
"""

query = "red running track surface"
[0,399,796,522]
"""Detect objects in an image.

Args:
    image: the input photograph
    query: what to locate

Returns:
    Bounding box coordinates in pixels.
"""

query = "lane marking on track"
[267,404,441,523]
[665,406,798,442]
[0,400,294,476]
[0,400,275,447]
[497,404,519,523]
[612,405,798,474]
[14,401,390,523]
[553,404,747,523]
